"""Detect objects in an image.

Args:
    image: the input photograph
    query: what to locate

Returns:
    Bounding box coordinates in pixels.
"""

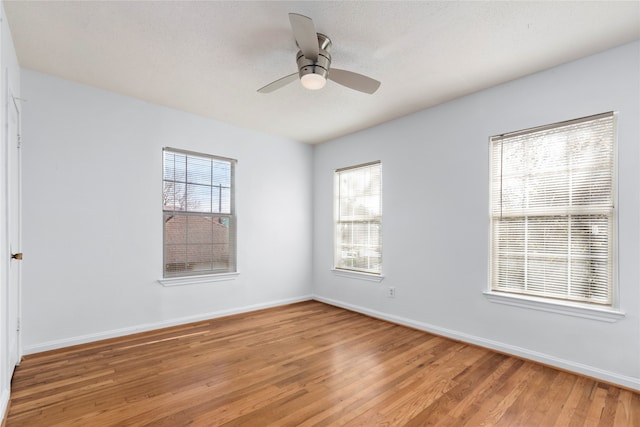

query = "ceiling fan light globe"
[300,73,326,90]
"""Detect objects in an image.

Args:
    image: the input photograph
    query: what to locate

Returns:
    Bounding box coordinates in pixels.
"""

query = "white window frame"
[333,161,383,278]
[485,113,624,322]
[160,147,237,284]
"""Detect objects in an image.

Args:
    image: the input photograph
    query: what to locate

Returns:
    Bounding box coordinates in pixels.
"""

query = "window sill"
[483,291,625,323]
[158,272,239,287]
[331,269,384,282]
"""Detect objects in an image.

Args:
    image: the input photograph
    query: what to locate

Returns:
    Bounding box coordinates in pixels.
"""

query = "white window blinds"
[163,148,237,277]
[334,161,382,274]
[490,112,615,305]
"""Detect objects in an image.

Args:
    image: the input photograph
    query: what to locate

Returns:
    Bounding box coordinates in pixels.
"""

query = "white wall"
[313,41,640,390]
[20,70,313,353]
[0,1,21,417]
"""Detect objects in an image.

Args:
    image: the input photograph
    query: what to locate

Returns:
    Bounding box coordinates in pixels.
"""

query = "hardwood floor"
[6,301,640,426]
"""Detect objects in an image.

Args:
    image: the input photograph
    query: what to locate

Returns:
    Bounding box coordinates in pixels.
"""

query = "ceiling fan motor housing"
[296,33,332,80]
[257,17,380,95]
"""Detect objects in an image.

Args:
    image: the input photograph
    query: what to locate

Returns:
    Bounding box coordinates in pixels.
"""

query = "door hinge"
[17,318,21,332]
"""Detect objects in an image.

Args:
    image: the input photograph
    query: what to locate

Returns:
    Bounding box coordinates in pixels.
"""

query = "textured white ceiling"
[4,1,640,144]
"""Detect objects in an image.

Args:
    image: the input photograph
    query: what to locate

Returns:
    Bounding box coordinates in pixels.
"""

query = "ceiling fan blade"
[257,73,298,94]
[328,68,381,94]
[289,13,319,61]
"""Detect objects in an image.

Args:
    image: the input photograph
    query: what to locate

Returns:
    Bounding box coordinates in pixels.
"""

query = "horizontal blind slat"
[490,113,614,305]
[335,162,382,274]
[163,148,237,278]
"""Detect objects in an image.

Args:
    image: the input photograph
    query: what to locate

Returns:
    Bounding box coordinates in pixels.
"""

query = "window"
[334,161,382,275]
[163,148,236,277]
[490,112,615,305]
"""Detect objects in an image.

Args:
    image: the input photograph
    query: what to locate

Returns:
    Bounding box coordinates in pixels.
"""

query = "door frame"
[5,84,22,373]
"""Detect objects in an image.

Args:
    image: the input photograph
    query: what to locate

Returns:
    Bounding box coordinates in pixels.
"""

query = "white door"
[6,91,21,372]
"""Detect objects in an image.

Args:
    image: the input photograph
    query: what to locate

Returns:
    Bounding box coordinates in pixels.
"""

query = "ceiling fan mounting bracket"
[316,33,332,52]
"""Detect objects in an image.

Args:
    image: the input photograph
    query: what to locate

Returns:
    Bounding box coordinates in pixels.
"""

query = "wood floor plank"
[298,338,464,426]
[396,349,494,419]
[534,371,580,426]
[321,341,476,425]
[5,301,639,426]
[496,364,559,426]
[433,355,519,425]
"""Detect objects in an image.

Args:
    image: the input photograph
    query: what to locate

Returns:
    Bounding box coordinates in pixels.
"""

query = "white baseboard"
[313,295,640,392]
[23,295,313,355]
[20,293,639,392]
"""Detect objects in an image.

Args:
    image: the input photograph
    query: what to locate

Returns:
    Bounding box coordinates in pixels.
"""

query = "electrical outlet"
[387,286,396,298]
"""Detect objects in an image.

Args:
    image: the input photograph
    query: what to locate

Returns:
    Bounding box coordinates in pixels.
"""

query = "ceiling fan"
[257,13,381,95]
